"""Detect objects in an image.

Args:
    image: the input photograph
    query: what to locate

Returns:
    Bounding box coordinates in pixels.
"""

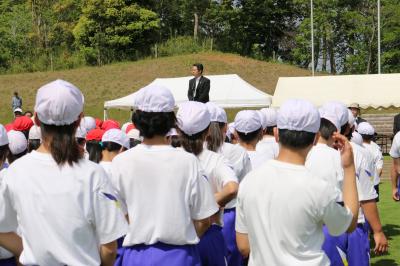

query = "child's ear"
[273,127,279,143]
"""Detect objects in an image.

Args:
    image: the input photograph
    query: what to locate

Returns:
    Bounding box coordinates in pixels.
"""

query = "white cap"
[177,101,211,136]
[256,110,267,129]
[166,128,178,137]
[81,116,96,132]
[260,108,277,127]
[234,110,262,134]
[102,129,130,149]
[357,122,375,136]
[347,109,355,128]
[206,102,227,123]
[0,124,9,146]
[28,125,42,140]
[76,126,87,139]
[320,101,348,127]
[121,122,132,133]
[127,129,143,141]
[134,85,175,112]
[7,130,27,155]
[277,99,320,133]
[226,122,235,140]
[14,108,23,113]
[35,79,84,126]
[319,108,340,131]
[351,131,363,146]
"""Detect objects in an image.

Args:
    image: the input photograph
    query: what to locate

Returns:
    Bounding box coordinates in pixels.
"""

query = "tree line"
[0,0,399,74]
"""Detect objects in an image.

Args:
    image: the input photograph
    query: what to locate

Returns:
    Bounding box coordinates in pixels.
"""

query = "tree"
[73,0,160,65]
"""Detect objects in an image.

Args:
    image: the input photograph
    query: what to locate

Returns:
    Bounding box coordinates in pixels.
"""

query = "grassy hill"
[0,52,311,124]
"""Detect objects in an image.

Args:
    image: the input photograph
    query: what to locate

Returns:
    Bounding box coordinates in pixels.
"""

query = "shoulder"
[202,76,210,82]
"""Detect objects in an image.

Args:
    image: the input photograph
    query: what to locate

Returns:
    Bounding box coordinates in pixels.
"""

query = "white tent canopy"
[272,73,400,108]
[104,74,272,112]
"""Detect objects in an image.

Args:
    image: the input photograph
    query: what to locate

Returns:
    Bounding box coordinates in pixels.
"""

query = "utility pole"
[311,0,315,76]
[377,0,381,74]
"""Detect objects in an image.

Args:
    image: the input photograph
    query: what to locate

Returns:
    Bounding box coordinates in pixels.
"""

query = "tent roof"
[272,73,400,108]
[104,74,271,109]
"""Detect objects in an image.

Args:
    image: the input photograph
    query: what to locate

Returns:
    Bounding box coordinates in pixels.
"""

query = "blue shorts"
[0,257,16,266]
[197,224,228,266]
[330,224,370,266]
[322,226,346,266]
[116,242,201,266]
[222,208,242,266]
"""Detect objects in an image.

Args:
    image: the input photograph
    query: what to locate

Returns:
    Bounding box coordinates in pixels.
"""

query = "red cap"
[125,123,136,133]
[101,119,120,131]
[86,129,105,141]
[95,118,103,129]
[13,116,34,131]
[4,124,14,132]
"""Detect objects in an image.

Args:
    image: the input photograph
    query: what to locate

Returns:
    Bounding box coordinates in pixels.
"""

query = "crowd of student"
[0,79,396,266]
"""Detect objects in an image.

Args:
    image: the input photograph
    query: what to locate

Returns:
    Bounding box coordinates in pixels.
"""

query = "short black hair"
[278,129,316,149]
[102,141,123,152]
[180,126,210,156]
[133,110,176,139]
[360,134,374,142]
[86,140,102,163]
[193,63,204,73]
[319,118,337,140]
[28,139,41,152]
[265,126,275,136]
[236,128,262,144]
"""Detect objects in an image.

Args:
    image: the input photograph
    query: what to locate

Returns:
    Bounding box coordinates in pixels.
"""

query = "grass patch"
[0,52,312,124]
[371,181,400,265]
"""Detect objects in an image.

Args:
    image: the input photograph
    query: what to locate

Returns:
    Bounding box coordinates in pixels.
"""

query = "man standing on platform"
[188,63,210,103]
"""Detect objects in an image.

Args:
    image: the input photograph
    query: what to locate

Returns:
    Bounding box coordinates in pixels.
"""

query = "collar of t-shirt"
[268,159,307,171]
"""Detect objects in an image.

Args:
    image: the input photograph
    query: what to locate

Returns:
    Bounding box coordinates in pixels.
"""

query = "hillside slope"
[0,52,311,123]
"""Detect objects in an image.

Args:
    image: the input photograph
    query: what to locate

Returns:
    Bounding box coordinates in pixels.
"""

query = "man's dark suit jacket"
[393,113,400,136]
[188,76,210,103]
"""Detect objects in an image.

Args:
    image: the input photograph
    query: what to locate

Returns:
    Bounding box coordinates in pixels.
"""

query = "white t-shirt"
[111,144,218,246]
[363,142,383,185]
[0,151,128,266]
[0,168,14,259]
[390,132,400,158]
[99,161,112,178]
[351,142,378,223]
[218,142,252,209]
[306,143,344,202]
[246,150,273,170]
[256,136,279,159]
[236,160,353,266]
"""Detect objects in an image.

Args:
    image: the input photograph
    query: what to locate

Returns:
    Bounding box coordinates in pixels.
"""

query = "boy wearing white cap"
[234,110,272,169]
[6,130,27,164]
[28,125,41,152]
[0,125,22,265]
[205,102,251,266]
[256,108,279,158]
[358,122,383,201]
[235,99,359,265]
[178,101,239,266]
[111,85,218,266]
[0,80,128,266]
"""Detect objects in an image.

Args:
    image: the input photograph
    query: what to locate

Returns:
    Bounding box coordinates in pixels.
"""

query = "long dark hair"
[180,125,209,156]
[86,141,102,163]
[40,122,83,166]
[0,144,9,168]
[206,122,225,152]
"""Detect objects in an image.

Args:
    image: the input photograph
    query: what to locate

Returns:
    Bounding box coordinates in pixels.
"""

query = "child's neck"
[239,140,258,151]
[276,146,310,165]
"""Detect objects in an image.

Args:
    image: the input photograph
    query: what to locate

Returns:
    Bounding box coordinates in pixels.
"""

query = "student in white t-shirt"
[99,129,130,177]
[0,124,22,265]
[205,102,251,266]
[358,122,383,201]
[234,110,273,169]
[390,131,400,201]
[0,80,128,266]
[178,101,239,266]
[235,99,359,266]
[256,108,279,158]
[111,85,218,266]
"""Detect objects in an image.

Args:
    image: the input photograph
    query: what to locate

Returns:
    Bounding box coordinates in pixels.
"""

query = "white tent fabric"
[272,73,400,108]
[104,74,272,110]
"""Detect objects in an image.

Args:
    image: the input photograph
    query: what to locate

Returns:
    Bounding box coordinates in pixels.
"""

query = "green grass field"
[371,181,400,265]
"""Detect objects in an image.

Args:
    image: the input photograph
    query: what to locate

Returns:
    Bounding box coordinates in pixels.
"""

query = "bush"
[157,36,213,57]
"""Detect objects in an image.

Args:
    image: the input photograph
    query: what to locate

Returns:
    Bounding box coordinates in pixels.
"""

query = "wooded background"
[0,0,399,74]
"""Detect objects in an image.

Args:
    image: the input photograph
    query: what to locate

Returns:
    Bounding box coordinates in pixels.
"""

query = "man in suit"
[188,63,210,103]
[348,103,366,125]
